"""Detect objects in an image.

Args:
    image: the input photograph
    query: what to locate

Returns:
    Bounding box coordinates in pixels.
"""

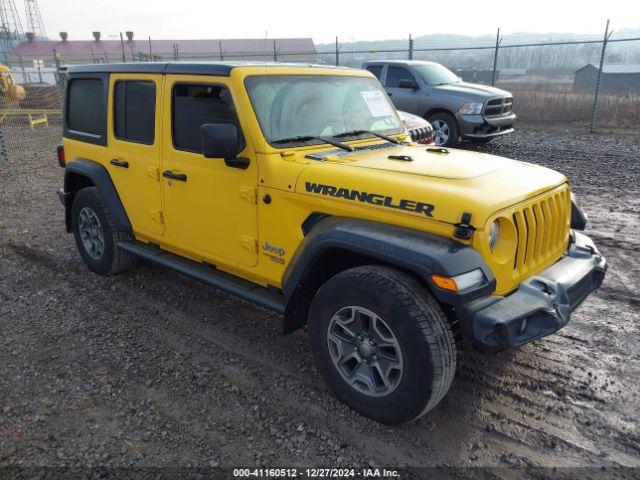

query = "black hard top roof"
[66,61,348,76]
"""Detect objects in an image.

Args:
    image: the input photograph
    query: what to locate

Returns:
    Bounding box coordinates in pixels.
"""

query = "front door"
[107,74,164,238]
[384,66,423,113]
[161,75,258,267]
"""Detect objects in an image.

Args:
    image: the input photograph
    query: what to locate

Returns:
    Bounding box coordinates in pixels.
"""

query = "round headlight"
[488,219,500,252]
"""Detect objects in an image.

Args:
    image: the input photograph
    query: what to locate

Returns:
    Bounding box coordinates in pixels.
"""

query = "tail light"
[56,144,65,167]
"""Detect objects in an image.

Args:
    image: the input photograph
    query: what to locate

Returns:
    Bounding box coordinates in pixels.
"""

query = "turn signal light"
[431,269,486,292]
[431,274,458,292]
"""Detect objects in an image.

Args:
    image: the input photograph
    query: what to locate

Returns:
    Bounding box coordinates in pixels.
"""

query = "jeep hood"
[295,143,567,226]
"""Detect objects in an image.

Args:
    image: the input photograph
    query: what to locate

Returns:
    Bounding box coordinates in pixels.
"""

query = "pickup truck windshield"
[245,75,403,147]
[412,64,460,86]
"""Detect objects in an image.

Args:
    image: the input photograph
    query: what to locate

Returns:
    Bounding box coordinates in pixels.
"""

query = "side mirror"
[201,123,242,159]
[398,79,419,90]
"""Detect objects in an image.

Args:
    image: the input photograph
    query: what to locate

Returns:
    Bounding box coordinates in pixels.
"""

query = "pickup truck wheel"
[71,187,135,275]
[427,112,459,147]
[308,265,456,424]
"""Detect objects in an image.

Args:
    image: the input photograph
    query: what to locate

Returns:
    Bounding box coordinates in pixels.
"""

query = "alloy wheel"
[431,119,450,146]
[326,306,404,397]
[78,206,105,260]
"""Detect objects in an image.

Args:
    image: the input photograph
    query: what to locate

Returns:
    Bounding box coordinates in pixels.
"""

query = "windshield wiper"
[272,135,353,152]
[333,129,400,144]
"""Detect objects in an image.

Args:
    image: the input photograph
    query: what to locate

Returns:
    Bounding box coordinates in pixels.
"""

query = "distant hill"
[316,30,640,71]
[317,29,640,51]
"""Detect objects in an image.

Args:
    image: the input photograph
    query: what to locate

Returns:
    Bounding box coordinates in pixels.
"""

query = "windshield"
[245,75,403,147]
[412,63,460,86]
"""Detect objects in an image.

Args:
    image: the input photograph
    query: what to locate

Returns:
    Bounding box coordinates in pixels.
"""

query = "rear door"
[384,66,423,114]
[364,64,384,83]
[107,74,164,238]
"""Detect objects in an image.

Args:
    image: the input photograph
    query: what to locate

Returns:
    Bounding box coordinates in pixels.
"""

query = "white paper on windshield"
[360,90,393,117]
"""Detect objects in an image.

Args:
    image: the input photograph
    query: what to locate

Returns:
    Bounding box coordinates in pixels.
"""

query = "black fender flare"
[62,158,132,233]
[281,216,495,333]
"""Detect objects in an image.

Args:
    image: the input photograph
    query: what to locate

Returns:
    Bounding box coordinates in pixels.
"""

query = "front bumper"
[457,231,607,352]
[457,112,517,140]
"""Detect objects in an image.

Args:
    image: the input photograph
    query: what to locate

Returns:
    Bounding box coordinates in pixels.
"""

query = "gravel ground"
[0,126,639,474]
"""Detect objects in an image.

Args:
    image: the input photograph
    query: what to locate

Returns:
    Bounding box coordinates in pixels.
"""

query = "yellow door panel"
[107,73,164,238]
[161,75,258,267]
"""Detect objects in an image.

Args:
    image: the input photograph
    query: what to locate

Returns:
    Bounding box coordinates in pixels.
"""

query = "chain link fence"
[1,24,639,164]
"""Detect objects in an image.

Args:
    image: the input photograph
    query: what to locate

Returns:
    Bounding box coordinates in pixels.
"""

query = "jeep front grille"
[484,97,513,116]
[512,186,571,274]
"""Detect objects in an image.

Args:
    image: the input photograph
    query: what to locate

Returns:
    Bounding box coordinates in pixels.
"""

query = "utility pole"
[491,27,501,86]
[335,36,339,66]
[408,33,414,60]
[148,36,152,57]
[591,19,612,133]
[219,41,224,60]
[273,39,277,62]
[119,32,126,62]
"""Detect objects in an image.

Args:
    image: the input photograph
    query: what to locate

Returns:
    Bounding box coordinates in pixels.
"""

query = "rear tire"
[427,112,459,147]
[71,187,136,275]
[308,265,456,424]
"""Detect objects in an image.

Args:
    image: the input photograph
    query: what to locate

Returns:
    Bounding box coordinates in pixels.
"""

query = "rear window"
[67,78,104,136]
[114,80,156,144]
[366,65,383,80]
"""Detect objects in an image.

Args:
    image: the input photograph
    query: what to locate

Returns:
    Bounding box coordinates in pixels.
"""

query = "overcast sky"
[38,0,639,43]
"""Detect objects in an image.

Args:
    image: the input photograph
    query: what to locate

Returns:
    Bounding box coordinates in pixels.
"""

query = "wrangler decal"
[305,182,435,218]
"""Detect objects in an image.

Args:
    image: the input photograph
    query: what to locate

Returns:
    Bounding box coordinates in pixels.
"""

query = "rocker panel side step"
[118,241,286,313]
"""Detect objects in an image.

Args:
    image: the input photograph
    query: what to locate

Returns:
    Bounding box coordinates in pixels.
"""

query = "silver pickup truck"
[362,60,516,147]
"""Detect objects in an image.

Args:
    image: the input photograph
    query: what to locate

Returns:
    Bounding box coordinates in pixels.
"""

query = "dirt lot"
[1,126,639,474]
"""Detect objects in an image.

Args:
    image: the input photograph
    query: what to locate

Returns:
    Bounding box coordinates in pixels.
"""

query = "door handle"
[110,159,129,168]
[387,92,393,97]
[162,170,187,182]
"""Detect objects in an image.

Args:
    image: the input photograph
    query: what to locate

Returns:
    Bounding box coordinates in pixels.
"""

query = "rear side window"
[386,67,417,88]
[172,83,243,153]
[366,65,383,80]
[67,78,104,136]
[114,80,156,144]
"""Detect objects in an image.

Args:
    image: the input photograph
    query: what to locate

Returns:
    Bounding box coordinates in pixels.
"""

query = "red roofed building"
[10,31,317,64]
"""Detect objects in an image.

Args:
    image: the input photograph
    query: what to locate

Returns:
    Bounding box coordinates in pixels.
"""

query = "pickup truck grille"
[484,97,513,116]
[511,186,571,276]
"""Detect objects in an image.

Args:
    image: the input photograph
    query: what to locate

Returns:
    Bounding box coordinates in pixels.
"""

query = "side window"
[172,83,243,153]
[114,80,156,144]
[386,67,416,88]
[366,65,383,80]
[67,78,104,136]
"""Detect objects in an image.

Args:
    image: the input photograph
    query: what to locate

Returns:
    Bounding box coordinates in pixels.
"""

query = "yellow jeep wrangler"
[57,62,606,424]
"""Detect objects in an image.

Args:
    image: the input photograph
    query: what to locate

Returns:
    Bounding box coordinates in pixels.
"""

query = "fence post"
[491,28,500,86]
[408,34,414,60]
[590,19,611,133]
[52,49,64,95]
[17,55,27,83]
[119,32,126,62]
[335,36,339,66]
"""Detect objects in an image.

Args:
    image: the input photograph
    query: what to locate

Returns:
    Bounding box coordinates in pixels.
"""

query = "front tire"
[427,112,459,147]
[71,187,135,275]
[308,266,457,424]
